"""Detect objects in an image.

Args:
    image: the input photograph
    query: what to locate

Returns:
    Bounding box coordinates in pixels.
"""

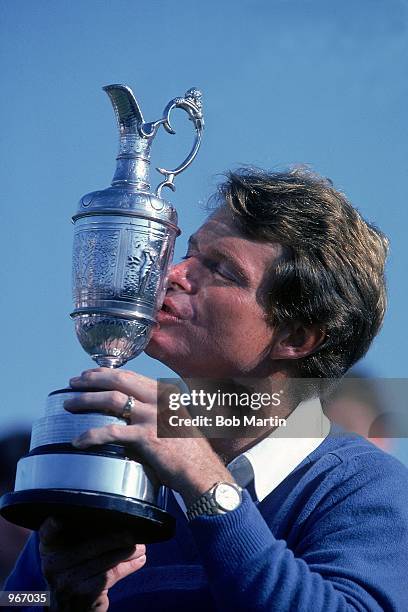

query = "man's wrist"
[177,468,235,507]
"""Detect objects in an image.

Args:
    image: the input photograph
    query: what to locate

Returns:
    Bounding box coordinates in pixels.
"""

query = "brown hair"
[216,167,388,386]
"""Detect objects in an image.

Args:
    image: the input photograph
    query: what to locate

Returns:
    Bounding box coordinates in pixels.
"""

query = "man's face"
[146,208,284,378]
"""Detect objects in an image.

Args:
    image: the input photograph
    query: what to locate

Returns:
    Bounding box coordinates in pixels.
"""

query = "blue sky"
[1,0,407,431]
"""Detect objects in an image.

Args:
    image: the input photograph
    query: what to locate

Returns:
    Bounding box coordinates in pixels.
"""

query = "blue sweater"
[6,432,408,611]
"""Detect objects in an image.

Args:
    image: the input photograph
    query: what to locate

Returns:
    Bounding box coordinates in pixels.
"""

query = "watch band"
[186,482,242,520]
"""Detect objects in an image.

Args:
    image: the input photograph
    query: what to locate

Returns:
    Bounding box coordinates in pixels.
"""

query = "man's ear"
[269,322,326,360]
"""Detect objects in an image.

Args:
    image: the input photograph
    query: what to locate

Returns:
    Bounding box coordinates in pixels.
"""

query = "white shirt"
[174,397,331,511]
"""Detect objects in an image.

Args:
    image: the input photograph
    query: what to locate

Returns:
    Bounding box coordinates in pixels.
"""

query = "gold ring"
[121,396,136,422]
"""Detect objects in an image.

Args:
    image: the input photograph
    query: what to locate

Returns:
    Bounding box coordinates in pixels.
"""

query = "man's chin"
[144,329,173,362]
[144,336,161,359]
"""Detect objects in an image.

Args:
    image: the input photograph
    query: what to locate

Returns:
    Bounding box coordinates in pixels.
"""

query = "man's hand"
[39,517,146,612]
[65,368,234,506]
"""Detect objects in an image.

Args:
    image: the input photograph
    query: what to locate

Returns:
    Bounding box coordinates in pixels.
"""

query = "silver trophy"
[0,84,204,542]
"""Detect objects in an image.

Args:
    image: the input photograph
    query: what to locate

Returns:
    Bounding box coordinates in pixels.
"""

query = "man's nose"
[166,259,196,293]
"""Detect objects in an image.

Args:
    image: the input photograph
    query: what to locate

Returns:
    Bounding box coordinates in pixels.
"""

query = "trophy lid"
[73,84,204,229]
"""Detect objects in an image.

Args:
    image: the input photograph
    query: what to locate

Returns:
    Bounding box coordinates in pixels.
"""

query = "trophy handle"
[141,89,204,197]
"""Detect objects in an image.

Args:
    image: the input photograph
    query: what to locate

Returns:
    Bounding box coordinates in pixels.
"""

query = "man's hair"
[215,167,388,387]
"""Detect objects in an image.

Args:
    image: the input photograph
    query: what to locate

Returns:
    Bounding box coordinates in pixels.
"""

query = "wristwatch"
[186,482,243,520]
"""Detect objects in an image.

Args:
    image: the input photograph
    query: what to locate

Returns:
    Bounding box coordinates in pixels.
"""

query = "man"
[0,431,30,585]
[6,168,408,611]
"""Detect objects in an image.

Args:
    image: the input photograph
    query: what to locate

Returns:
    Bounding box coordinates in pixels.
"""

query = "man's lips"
[157,297,192,322]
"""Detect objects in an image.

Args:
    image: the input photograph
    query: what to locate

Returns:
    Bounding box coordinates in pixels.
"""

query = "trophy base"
[0,488,175,544]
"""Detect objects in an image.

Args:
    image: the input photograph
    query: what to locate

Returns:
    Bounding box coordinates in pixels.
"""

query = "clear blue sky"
[1,0,407,431]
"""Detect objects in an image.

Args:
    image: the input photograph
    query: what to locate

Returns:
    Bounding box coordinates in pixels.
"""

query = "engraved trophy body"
[0,84,203,542]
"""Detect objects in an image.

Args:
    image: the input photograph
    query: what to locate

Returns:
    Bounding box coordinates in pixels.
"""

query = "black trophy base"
[0,488,175,544]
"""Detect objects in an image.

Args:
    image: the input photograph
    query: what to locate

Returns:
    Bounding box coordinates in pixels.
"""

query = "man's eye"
[181,254,236,282]
[206,260,236,281]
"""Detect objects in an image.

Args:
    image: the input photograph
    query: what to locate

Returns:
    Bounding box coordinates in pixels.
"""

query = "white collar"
[228,396,331,501]
[173,396,330,510]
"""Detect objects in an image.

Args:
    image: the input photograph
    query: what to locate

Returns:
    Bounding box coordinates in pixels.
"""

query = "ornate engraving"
[80,193,97,208]
[75,315,150,367]
[185,88,203,116]
[122,232,162,299]
[72,229,119,301]
[145,234,173,297]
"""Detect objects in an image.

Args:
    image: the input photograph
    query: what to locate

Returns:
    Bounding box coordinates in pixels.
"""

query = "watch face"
[214,483,241,511]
